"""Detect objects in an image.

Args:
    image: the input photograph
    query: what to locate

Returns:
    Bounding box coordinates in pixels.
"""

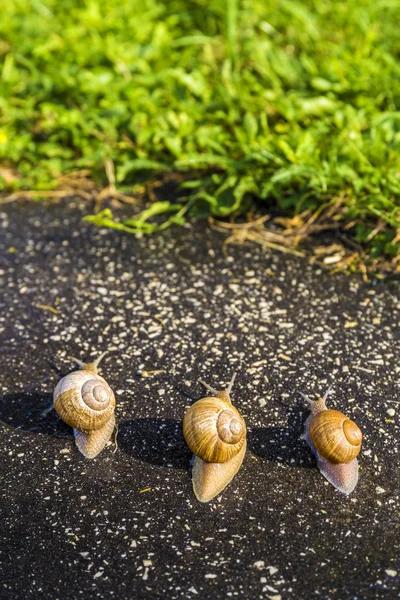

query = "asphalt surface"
[0,200,399,600]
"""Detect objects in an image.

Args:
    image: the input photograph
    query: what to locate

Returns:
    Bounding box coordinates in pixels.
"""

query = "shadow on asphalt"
[118,418,191,469]
[0,392,70,437]
[248,406,315,468]
[118,410,315,470]
[0,390,316,469]
[248,427,315,467]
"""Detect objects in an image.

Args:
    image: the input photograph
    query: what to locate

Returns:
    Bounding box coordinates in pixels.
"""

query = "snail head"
[70,350,110,375]
[299,384,333,416]
[198,372,237,403]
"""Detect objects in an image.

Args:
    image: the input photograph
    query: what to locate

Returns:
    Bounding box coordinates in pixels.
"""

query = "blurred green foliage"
[1,0,400,256]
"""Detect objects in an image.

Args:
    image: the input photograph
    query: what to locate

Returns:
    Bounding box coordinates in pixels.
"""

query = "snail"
[43,351,116,458]
[183,373,246,503]
[300,386,362,494]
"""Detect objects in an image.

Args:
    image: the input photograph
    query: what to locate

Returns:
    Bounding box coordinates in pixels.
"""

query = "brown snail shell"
[54,371,115,432]
[302,387,362,495]
[183,397,246,464]
[309,409,362,464]
[53,352,116,458]
[183,376,246,503]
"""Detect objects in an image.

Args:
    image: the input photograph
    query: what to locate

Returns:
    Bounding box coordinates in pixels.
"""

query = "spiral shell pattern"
[54,370,115,431]
[183,397,246,463]
[309,409,362,464]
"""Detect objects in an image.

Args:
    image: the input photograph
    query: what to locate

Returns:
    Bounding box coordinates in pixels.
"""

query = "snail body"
[183,374,246,503]
[53,352,116,458]
[301,386,362,494]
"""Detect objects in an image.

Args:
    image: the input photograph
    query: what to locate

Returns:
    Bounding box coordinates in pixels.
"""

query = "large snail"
[300,386,362,494]
[183,374,246,503]
[43,351,116,458]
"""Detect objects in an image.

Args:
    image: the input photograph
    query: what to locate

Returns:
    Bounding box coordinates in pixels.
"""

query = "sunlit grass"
[0,0,399,259]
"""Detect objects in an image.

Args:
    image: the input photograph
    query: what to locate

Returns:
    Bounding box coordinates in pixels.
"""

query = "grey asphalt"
[0,200,399,600]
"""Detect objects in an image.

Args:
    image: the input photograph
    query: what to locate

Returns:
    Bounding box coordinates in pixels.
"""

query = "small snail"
[44,351,116,458]
[183,373,246,503]
[300,386,362,494]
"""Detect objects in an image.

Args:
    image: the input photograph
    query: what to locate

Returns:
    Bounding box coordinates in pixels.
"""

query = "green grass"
[1,0,400,261]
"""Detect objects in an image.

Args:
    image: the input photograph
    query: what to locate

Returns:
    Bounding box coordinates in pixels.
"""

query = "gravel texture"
[0,200,399,599]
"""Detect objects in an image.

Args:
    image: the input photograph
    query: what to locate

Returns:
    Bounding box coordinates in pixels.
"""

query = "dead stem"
[0,167,138,207]
[210,201,398,277]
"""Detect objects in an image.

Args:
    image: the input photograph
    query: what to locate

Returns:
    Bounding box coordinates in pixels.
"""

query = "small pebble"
[143,559,152,567]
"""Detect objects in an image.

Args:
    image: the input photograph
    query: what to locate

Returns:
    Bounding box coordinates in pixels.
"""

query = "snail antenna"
[93,350,109,368]
[227,372,237,394]
[198,379,218,396]
[298,391,314,404]
[322,384,333,403]
[70,356,86,369]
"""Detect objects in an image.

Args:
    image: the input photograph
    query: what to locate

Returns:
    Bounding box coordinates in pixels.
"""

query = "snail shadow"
[118,418,191,469]
[248,406,315,468]
[0,392,70,438]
